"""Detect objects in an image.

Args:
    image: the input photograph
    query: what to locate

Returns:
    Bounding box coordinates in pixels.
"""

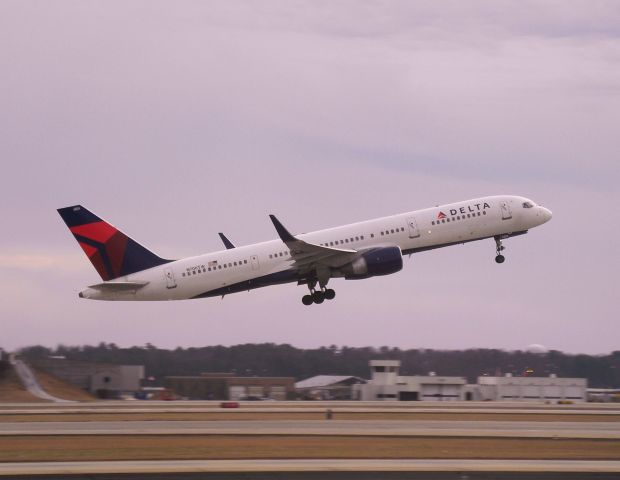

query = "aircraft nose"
[540,207,552,223]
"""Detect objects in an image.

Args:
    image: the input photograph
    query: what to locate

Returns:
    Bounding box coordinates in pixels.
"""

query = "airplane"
[57,195,552,305]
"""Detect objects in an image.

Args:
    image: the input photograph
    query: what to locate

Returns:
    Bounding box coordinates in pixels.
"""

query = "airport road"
[0,419,617,438]
[0,459,619,477]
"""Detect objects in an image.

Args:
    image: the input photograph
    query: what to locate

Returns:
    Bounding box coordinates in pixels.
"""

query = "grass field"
[2,435,619,462]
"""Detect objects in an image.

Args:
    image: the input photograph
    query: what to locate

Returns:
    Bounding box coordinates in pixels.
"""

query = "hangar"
[295,375,366,400]
[165,373,295,400]
[475,373,587,402]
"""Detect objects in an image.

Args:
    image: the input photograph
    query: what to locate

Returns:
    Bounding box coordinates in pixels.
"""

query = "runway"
[2,402,618,474]
[0,459,619,477]
[0,418,617,439]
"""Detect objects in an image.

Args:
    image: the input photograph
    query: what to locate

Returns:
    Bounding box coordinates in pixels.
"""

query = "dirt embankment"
[0,361,95,402]
[33,368,96,402]
[0,361,42,402]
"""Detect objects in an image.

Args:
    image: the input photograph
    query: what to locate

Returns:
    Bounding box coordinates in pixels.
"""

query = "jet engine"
[339,246,403,280]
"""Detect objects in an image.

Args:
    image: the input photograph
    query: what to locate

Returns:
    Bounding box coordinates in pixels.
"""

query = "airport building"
[352,360,467,401]
[165,373,295,400]
[474,374,587,402]
[295,375,366,400]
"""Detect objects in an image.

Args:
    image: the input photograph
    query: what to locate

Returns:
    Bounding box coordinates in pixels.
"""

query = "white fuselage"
[79,195,551,301]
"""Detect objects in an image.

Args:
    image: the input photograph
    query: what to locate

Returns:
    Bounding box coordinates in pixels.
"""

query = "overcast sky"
[1,1,618,354]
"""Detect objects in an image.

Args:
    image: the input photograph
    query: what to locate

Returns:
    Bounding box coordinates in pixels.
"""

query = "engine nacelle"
[341,246,403,280]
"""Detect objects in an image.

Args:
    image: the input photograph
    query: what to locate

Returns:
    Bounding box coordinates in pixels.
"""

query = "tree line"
[18,343,620,388]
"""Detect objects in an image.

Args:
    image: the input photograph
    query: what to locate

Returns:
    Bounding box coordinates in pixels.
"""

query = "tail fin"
[57,205,172,280]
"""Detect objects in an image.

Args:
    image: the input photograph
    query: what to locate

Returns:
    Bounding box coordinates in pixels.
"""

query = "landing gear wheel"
[324,289,336,300]
[312,291,325,304]
[302,295,314,306]
[495,254,505,264]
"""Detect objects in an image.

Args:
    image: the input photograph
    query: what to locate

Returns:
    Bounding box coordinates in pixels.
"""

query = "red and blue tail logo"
[57,205,171,281]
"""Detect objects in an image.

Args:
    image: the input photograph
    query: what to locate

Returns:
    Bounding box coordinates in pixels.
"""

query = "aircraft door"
[250,255,260,271]
[407,217,421,239]
[164,267,177,289]
[500,201,512,220]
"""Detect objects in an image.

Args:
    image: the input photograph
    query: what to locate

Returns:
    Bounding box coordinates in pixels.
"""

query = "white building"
[353,360,466,401]
[476,374,587,402]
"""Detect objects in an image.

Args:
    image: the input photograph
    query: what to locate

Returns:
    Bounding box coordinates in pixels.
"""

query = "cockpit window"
[522,201,534,208]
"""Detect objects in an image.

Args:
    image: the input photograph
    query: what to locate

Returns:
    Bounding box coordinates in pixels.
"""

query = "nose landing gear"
[494,235,506,263]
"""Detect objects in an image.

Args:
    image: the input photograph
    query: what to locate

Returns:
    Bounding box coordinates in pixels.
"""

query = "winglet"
[269,214,296,243]
[218,232,235,250]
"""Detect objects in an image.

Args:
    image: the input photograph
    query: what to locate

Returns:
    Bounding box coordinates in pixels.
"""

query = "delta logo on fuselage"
[437,202,491,219]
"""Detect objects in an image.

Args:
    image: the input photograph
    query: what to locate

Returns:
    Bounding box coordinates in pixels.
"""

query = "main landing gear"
[302,288,336,305]
[302,279,336,305]
[494,235,506,263]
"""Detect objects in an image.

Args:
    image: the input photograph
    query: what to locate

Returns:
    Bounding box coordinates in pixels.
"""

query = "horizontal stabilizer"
[87,281,149,291]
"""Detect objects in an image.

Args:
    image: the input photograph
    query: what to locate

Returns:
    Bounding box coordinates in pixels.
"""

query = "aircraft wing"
[269,215,358,271]
[87,281,149,291]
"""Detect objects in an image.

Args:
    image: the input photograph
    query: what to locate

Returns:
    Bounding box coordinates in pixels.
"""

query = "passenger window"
[390,229,394,234]
[361,235,364,240]
[371,234,374,238]
[381,232,384,236]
